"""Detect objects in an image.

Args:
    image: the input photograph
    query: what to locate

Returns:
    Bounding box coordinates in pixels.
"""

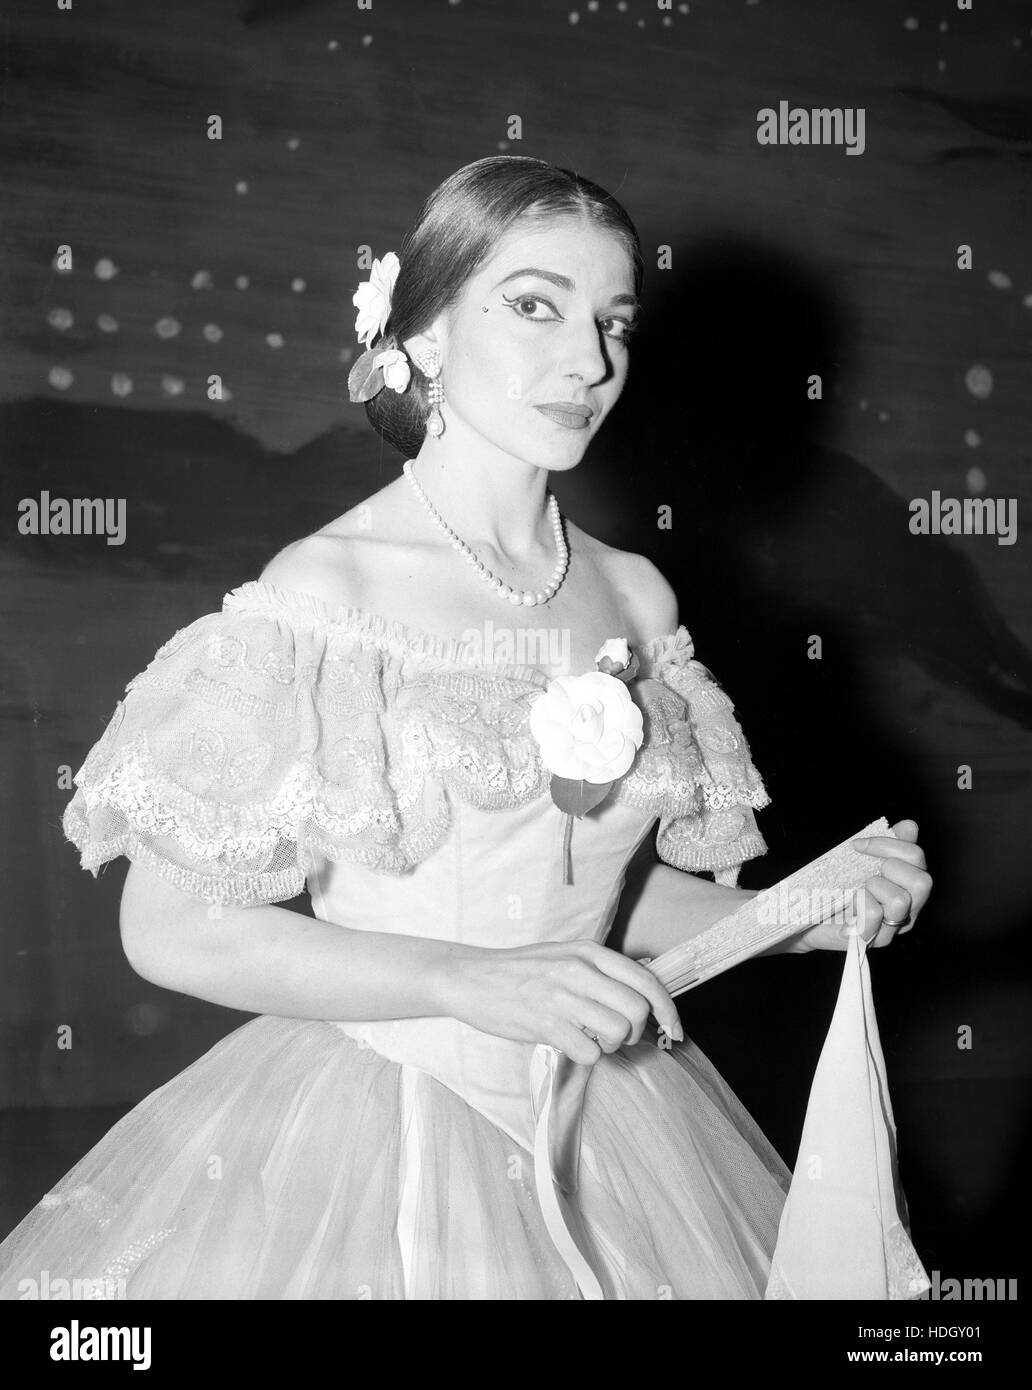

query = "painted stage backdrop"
[1,0,1030,1285]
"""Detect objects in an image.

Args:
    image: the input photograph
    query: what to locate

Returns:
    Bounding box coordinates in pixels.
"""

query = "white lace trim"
[61,580,771,902]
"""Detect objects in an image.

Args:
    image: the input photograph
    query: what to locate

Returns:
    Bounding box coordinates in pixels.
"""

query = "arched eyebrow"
[491,267,640,311]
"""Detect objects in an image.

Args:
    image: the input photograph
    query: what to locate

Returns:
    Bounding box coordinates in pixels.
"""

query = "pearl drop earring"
[411,348,445,439]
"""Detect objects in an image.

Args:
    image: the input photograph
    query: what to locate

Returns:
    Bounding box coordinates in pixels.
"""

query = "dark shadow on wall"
[572,233,1032,1279]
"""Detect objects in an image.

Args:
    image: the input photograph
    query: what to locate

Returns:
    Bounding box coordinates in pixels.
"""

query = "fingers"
[555,1022,604,1067]
[863,873,914,929]
[846,882,912,947]
[561,957,662,1046]
[579,975,651,1045]
[853,833,927,872]
[570,999,637,1054]
[878,860,932,933]
[584,944,683,1041]
[792,822,933,953]
[851,820,932,942]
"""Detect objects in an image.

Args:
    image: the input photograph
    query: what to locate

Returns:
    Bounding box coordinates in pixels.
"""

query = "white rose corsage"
[528,639,643,885]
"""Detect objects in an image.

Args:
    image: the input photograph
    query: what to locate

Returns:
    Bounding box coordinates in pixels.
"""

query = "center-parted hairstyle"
[365,155,645,459]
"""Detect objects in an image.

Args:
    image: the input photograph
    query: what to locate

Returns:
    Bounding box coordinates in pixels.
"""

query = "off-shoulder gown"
[0,580,791,1300]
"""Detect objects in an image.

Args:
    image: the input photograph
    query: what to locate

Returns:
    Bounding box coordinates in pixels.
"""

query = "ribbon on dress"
[529,1045,605,1300]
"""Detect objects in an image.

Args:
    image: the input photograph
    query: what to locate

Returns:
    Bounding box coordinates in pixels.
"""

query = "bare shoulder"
[258,533,366,610]
[259,480,411,607]
[577,527,679,643]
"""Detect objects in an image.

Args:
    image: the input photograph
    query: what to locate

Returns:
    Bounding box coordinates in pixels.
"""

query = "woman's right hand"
[441,939,684,1066]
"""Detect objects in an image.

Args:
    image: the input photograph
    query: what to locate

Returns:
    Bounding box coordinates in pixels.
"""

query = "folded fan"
[644,817,894,996]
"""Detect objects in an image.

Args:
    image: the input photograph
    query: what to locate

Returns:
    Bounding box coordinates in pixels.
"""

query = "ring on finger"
[881,905,912,928]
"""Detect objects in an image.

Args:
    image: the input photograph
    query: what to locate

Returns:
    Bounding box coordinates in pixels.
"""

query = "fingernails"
[851,838,870,851]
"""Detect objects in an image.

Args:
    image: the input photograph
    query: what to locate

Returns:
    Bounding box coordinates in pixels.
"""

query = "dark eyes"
[502,293,637,343]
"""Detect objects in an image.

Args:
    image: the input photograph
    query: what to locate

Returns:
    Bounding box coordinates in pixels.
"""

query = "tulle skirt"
[0,1016,791,1300]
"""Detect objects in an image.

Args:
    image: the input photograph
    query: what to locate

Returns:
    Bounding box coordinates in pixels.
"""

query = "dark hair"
[362,156,644,459]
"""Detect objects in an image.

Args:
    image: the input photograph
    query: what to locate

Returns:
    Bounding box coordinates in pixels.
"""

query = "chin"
[544,449,589,472]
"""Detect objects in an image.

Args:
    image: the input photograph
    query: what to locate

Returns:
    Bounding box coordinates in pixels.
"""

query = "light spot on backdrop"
[964,365,993,401]
[124,1002,169,1036]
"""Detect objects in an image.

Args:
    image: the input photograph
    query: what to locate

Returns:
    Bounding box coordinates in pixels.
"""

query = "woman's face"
[409,217,639,471]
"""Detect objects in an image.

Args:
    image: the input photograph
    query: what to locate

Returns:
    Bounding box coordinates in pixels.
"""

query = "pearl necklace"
[403,458,569,607]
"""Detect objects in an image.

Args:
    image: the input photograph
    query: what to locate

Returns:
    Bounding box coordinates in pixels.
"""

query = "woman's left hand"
[793,819,932,953]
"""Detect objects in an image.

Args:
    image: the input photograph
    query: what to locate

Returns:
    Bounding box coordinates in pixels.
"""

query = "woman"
[0,156,931,1299]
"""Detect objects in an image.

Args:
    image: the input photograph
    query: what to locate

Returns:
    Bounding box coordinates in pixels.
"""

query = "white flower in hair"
[353,252,400,348]
[373,348,411,393]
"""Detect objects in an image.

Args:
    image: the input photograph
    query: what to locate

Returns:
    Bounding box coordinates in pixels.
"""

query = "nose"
[560,316,613,387]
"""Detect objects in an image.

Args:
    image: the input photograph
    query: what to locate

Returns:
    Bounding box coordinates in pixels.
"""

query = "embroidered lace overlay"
[61,580,771,906]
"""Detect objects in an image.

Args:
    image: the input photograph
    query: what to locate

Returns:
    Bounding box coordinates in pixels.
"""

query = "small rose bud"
[372,348,411,392]
[595,637,631,672]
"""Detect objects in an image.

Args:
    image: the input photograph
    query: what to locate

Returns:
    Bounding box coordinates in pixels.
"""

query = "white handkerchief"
[765,929,931,1300]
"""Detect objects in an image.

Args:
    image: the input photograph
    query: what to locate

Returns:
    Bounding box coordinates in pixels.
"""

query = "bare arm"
[119,848,682,1062]
[613,854,898,962]
[119,855,474,1020]
[609,857,782,960]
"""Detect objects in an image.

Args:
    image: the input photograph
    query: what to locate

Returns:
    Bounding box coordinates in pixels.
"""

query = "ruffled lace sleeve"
[61,592,418,908]
[634,626,771,888]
